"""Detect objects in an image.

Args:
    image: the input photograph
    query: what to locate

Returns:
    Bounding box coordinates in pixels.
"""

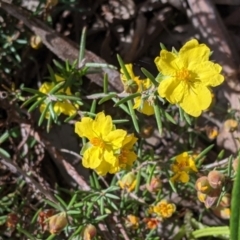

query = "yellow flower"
[152,200,176,218]
[125,215,139,229]
[120,64,154,116]
[110,134,138,173]
[119,172,136,192]
[143,218,160,229]
[155,39,224,117]
[39,75,78,118]
[171,152,198,183]
[75,112,127,175]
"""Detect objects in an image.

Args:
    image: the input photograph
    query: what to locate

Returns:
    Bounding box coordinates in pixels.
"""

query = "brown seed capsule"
[83,224,97,240]
[6,213,18,229]
[140,125,154,139]
[207,170,225,189]
[48,212,68,235]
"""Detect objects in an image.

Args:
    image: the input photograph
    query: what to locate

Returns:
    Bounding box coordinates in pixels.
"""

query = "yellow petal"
[39,82,54,94]
[93,112,113,136]
[133,98,154,116]
[180,39,210,66]
[179,85,212,117]
[105,129,127,149]
[158,77,184,104]
[122,134,138,149]
[57,101,78,116]
[192,62,224,87]
[154,50,178,76]
[94,160,112,176]
[179,171,189,183]
[75,117,95,139]
[82,147,102,169]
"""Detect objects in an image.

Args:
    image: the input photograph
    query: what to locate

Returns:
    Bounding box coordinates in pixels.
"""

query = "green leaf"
[21,87,46,96]
[21,95,39,108]
[53,94,83,103]
[49,81,65,94]
[153,103,162,135]
[0,148,10,158]
[67,193,78,210]
[28,97,46,113]
[78,26,87,63]
[230,150,240,240]
[141,67,158,86]
[38,101,51,126]
[117,54,131,80]
[192,226,229,238]
[127,100,139,133]
[98,93,117,105]
[53,59,64,70]
[160,42,167,50]
[164,111,176,124]
[114,92,141,107]
[103,73,108,94]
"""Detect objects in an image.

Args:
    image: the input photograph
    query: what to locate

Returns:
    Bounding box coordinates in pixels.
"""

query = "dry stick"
[0,1,123,92]
[0,153,57,203]
[1,97,90,191]
[186,0,240,153]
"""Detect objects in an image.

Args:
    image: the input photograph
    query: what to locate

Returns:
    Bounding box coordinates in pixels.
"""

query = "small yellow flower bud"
[212,206,230,219]
[118,172,136,192]
[30,35,42,49]
[207,170,225,189]
[197,191,207,203]
[48,212,68,235]
[195,176,211,194]
[224,119,238,132]
[125,215,139,229]
[146,177,162,193]
[83,224,97,240]
[219,193,231,208]
[205,126,218,140]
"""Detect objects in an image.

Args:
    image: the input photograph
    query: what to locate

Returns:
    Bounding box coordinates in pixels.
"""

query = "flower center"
[90,137,105,148]
[119,150,128,164]
[176,68,191,82]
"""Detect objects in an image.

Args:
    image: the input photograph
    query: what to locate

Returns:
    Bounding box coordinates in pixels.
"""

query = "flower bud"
[118,172,136,192]
[219,193,231,208]
[6,213,18,229]
[48,212,68,235]
[30,35,42,49]
[224,119,238,132]
[125,215,139,229]
[124,80,138,93]
[212,206,230,219]
[205,126,218,140]
[207,170,225,189]
[83,224,97,240]
[195,176,211,194]
[146,177,162,193]
[197,191,207,203]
